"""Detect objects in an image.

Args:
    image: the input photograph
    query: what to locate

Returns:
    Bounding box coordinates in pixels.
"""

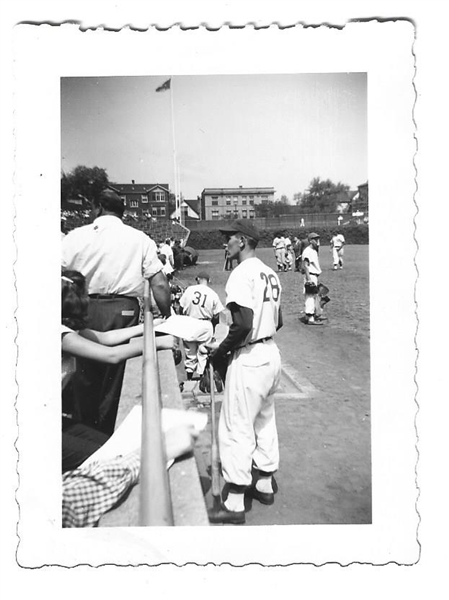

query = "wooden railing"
[139,280,174,525]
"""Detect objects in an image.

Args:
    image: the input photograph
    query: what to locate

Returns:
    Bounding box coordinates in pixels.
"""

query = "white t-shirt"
[302,246,322,275]
[225,257,281,344]
[62,215,163,297]
[180,284,224,321]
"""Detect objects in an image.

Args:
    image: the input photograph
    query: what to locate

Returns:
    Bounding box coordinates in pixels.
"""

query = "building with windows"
[169,198,201,222]
[109,181,170,220]
[200,186,275,220]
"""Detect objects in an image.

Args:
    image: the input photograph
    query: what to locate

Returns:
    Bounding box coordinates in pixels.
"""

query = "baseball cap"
[308,232,320,240]
[196,271,210,281]
[218,219,261,242]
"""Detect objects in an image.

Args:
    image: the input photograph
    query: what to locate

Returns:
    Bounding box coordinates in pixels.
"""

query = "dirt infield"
[175,245,371,525]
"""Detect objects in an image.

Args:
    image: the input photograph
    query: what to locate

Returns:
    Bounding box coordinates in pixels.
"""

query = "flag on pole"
[156,79,171,92]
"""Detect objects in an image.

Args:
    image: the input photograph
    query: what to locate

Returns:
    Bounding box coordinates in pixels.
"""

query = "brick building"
[200,186,275,220]
[109,181,170,220]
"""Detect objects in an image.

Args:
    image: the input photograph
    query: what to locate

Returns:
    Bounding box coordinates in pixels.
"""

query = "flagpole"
[169,77,180,223]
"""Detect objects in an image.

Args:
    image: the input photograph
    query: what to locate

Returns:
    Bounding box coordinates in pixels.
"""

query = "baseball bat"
[209,361,221,511]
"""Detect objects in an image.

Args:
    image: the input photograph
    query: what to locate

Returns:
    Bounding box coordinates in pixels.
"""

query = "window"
[130,200,138,208]
[152,207,158,216]
[226,200,231,206]
[249,199,254,206]
[226,209,232,215]
[212,200,218,206]
[160,207,166,217]
[141,194,148,202]
[233,198,238,205]
[120,196,127,205]
[154,191,165,202]
[242,200,247,205]
[211,209,220,219]
[211,196,218,200]
[242,209,247,218]
[249,210,255,219]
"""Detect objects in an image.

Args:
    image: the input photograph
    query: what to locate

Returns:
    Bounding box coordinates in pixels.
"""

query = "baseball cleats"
[249,487,275,506]
[208,503,246,525]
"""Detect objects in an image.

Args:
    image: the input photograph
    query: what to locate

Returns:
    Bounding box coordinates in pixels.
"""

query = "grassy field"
[176,244,370,339]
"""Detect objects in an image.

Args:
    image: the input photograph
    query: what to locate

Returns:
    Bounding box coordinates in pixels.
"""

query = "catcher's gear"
[304,281,319,295]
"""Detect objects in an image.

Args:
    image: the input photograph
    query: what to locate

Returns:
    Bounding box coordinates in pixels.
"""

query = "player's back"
[180,284,221,320]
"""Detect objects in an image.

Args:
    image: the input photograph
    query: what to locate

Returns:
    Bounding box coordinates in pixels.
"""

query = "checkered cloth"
[62,451,140,528]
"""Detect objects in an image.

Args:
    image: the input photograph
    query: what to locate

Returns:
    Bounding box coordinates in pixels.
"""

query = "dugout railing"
[99,281,209,527]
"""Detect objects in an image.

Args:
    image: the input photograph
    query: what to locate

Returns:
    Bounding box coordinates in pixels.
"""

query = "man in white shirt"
[301,232,323,325]
[62,189,171,434]
[179,272,224,380]
[330,231,346,270]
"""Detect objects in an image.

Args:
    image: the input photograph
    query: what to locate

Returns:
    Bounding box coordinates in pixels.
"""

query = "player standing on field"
[207,220,283,525]
[179,271,224,380]
[330,230,346,270]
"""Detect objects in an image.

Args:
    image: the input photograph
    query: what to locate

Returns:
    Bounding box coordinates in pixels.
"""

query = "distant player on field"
[330,230,345,270]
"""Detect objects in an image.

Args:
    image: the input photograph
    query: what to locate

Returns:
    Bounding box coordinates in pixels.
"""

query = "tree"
[299,177,350,213]
[61,166,109,208]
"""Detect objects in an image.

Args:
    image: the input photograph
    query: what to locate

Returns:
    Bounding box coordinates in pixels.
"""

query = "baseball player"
[330,231,345,269]
[272,234,287,272]
[207,219,283,525]
[301,232,323,325]
[179,272,224,380]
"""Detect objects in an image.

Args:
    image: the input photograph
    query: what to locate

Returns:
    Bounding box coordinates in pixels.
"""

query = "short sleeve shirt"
[225,257,281,344]
[302,246,322,275]
[62,215,163,296]
[180,284,224,320]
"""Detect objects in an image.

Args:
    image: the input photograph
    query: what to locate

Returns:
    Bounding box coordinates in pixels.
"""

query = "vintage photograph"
[12,22,418,567]
[60,73,369,528]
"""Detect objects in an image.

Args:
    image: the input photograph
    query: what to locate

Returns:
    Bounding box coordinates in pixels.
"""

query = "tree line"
[61,166,355,215]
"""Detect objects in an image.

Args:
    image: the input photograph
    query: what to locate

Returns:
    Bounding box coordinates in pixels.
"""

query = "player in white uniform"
[330,231,345,269]
[207,220,283,525]
[301,232,323,325]
[179,271,224,380]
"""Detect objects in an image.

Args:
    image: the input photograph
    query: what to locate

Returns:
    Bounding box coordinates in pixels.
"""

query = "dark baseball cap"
[196,271,210,281]
[219,219,261,242]
[308,232,320,240]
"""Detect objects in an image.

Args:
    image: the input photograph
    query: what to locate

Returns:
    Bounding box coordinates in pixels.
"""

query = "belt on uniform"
[236,336,273,350]
[88,293,136,300]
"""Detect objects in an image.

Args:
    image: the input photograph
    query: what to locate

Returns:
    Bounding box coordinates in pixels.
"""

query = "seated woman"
[61,270,173,472]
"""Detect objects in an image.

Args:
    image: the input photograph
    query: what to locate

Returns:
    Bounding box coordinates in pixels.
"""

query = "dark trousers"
[71,296,139,435]
[62,417,109,473]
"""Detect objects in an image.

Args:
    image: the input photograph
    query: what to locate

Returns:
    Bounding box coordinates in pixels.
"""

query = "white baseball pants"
[303,273,322,316]
[219,340,282,487]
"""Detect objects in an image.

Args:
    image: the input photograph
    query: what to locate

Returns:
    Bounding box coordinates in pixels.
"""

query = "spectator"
[62,188,171,435]
[61,270,173,472]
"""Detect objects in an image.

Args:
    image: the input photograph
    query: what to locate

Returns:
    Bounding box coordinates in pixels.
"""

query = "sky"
[61,73,367,201]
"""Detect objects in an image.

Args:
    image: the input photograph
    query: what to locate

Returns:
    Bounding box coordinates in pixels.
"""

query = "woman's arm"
[63,331,143,364]
[63,331,175,364]
[79,324,144,346]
